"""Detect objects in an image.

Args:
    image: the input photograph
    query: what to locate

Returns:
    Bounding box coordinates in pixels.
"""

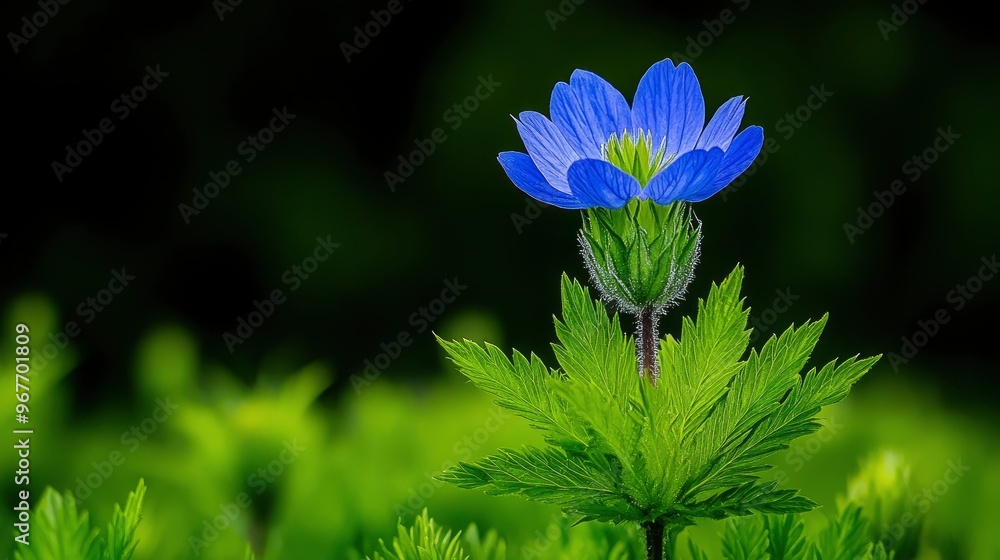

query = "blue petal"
[696,96,746,151]
[498,151,588,209]
[550,70,631,159]
[711,125,764,190]
[644,149,724,204]
[567,159,640,209]
[632,59,705,158]
[515,111,581,192]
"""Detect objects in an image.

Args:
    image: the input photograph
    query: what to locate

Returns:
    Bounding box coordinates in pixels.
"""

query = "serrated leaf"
[439,447,636,523]
[681,354,879,505]
[764,514,808,560]
[439,264,878,531]
[700,318,829,467]
[102,479,146,560]
[687,537,710,560]
[551,276,647,495]
[367,509,467,560]
[859,542,894,560]
[14,481,145,560]
[813,504,873,560]
[14,489,101,560]
[438,336,588,451]
[661,267,751,438]
[721,517,770,560]
[552,275,636,411]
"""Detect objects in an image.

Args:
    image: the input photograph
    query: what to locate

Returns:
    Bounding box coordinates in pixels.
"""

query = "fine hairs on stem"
[637,308,661,386]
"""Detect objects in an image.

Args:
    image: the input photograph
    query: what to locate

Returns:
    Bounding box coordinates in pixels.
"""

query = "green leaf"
[551,276,644,474]
[15,480,145,560]
[437,335,588,451]
[764,514,808,560]
[461,523,506,560]
[813,504,873,560]
[660,266,751,438]
[439,446,636,523]
[843,450,919,558]
[721,516,770,560]
[686,537,710,560]
[15,489,100,560]
[678,315,846,507]
[684,481,815,520]
[102,479,146,560]
[552,275,636,417]
[680,350,879,507]
[699,318,829,468]
[639,267,751,503]
[859,542,894,560]
[367,509,466,560]
[439,264,878,531]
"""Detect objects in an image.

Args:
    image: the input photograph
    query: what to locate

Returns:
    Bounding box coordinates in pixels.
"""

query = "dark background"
[3,0,997,410]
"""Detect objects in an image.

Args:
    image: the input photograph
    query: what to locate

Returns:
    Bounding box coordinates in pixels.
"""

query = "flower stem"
[644,520,665,560]
[637,308,659,385]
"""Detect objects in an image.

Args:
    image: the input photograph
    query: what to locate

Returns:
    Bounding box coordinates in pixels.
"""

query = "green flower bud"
[842,450,921,557]
[578,200,701,316]
[578,200,702,385]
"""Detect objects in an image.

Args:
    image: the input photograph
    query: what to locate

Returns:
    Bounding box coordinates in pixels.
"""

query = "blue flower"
[498,59,764,209]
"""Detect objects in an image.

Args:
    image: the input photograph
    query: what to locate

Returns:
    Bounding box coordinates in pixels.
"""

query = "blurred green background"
[2,0,998,558]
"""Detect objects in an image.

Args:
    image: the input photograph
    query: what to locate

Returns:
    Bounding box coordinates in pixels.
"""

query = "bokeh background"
[2,0,998,558]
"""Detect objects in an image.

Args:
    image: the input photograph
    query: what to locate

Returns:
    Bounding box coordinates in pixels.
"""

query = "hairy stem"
[644,520,665,560]
[637,308,660,385]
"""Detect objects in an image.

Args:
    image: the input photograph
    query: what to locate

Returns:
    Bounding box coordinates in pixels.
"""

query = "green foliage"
[15,480,146,560]
[7,296,994,559]
[764,514,806,560]
[366,509,504,560]
[812,504,873,560]
[363,504,898,560]
[721,517,768,560]
[364,509,645,560]
[439,266,879,532]
[841,451,919,559]
[689,505,894,560]
[102,480,146,560]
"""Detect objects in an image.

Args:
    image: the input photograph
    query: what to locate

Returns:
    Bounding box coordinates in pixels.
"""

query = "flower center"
[603,129,672,187]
